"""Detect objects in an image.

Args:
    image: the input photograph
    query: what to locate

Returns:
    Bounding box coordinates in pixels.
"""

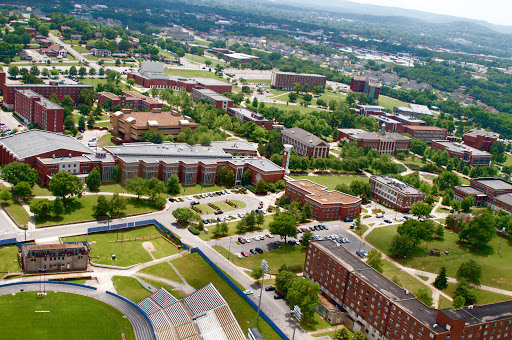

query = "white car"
[265,233,274,238]
[235,253,243,259]
[258,235,265,241]
[253,236,260,241]
[244,238,251,243]
[243,290,253,295]
[397,217,405,222]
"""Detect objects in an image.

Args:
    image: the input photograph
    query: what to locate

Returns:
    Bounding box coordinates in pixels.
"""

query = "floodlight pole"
[257,259,268,322]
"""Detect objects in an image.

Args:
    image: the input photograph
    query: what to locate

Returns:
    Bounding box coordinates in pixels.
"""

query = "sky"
[352,0,512,26]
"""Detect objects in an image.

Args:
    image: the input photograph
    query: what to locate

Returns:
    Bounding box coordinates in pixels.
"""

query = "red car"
[241,251,249,257]
[238,237,246,244]
[310,226,315,231]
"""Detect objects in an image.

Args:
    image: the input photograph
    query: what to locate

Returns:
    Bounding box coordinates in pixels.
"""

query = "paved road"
[0,282,156,340]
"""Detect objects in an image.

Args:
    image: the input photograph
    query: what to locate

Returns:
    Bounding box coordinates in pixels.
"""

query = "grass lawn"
[502,154,512,167]
[2,200,30,226]
[313,328,356,339]
[263,103,324,114]
[98,183,126,193]
[366,225,512,291]
[173,184,227,197]
[35,196,159,227]
[113,276,151,303]
[350,225,368,236]
[290,175,369,190]
[228,200,246,208]
[213,243,306,273]
[198,215,273,241]
[438,283,512,309]
[195,204,215,214]
[184,53,226,66]
[377,96,408,110]
[380,260,433,298]
[0,292,135,340]
[164,68,229,82]
[72,46,89,53]
[139,261,183,284]
[97,133,115,147]
[32,183,52,196]
[94,121,111,128]
[171,253,281,339]
[63,225,179,267]
[460,177,470,185]
[212,201,235,211]
[0,246,21,273]
[246,79,270,85]
[299,311,332,332]
[143,278,185,300]
[79,78,109,87]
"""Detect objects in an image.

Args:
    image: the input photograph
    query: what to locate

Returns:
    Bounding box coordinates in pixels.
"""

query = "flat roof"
[455,185,487,196]
[494,193,512,206]
[272,70,326,78]
[313,240,444,333]
[371,175,425,195]
[351,131,410,142]
[23,243,86,250]
[288,179,361,205]
[433,141,491,156]
[281,127,328,147]
[464,129,500,138]
[473,178,512,190]
[114,110,196,128]
[404,125,447,131]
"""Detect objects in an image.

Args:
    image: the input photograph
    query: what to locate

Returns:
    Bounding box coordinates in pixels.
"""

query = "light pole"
[228,237,232,261]
[498,227,506,255]
[291,305,302,340]
[499,278,503,290]
[257,259,269,322]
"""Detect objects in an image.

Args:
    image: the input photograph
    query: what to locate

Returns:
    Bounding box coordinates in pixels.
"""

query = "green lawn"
[113,276,152,303]
[94,121,111,128]
[299,311,332,332]
[97,133,115,147]
[0,292,135,340]
[313,328,356,339]
[174,184,227,197]
[32,183,52,196]
[63,225,179,267]
[212,201,235,211]
[139,261,183,284]
[171,253,281,339]
[79,78,109,87]
[366,225,512,291]
[34,196,159,227]
[98,183,126,193]
[3,200,30,226]
[0,246,21,273]
[263,103,325,114]
[228,200,246,208]
[213,243,306,273]
[72,45,89,53]
[164,68,229,82]
[502,154,512,167]
[438,283,512,309]
[194,204,215,214]
[377,96,408,110]
[290,175,369,190]
[381,260,433,298]
[184,53,226,66]
[198,215,273,241]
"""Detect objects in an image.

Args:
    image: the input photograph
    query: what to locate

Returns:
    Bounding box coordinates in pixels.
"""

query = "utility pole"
[498,227,506,255]
[257,259,269,322]
[228,237,232,261]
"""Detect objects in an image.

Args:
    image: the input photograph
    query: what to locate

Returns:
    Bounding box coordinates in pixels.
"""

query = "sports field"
[0,292,135,339]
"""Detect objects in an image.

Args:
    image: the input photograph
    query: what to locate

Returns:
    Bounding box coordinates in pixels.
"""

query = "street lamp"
[257,259,269,322]
[291,305,302,340]
[228,237,232,261]
[498,227,506,255]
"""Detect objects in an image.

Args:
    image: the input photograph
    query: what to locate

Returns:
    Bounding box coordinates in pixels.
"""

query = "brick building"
[91,48,112,57]
[353,105,385,116]
[14,89,64,132]
[39,44,67,58]
[192,88,233,111]
[431,141,491,166]
[98,91,162,111]
[127,62,232,93]
[280,127,329,159]
[110,108,199,142]
[226,107,273,130]
[402,125,448,143]
[343,126,410,155]
[285,180,361,221]
[270,71,326,91]
[350,76,381,103]
[0,71,93,110]
[463,129,499,152]
[454,178,512,211]
[393,104,434,119]
[305,240,512,340]
[20,243,89,273]
[370,175,426,212]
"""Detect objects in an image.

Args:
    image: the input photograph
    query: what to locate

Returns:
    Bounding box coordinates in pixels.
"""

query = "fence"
[191,247,290,340]
[0,280,97,290]
[0,238,17,247]
[86,219,190,250]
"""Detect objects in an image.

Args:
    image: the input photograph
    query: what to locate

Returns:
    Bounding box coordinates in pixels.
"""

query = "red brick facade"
[370,175,425,212]
[431,141,491,166]
[402,125,448,143]
[270,71,326,91]
[463,130,499,152]
[98,91,162,111]
[192,88,233,111]
[14,89,64,132]
[127,72,232,93]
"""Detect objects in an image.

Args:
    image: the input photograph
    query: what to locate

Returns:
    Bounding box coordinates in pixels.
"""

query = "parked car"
[356,251,366,258]
[376,213,384,218]
[243,290,253,295]
[265,233,274,238]
[274,294,284,299]
[249,249,256,255]
[168,198,175,202]
[384,219,393,224]
[253,236,260,241]
[203,219,210,225]
[309,226,316,231]
[241,251,249,257]
[255,248,263,254]
[214,210,223,215]
[344,218,353,222]
[265,286,275,291]
[235,253,243,259]
[238,237,245,244]
[244,238,251,243]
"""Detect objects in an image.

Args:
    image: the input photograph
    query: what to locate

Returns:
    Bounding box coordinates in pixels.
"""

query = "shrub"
[188,226,200,235]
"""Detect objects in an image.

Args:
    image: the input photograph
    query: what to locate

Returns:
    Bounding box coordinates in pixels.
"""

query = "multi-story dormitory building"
[98,91,162,111]
[0,130,285,186]
[270,70,326,91]
[280,127,330,159]
[305,240,512,340]
[14,89,64,132]
[370,175,425,212]
[455,177,512,213]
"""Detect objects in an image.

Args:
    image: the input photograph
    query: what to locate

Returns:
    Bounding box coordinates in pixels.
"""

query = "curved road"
[0,282,156,340]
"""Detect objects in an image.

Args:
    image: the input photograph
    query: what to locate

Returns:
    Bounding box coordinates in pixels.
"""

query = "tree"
[353,331,367,340]
[172,208,198,227]
[146,177,166,200]
[286,278,321,320]
[69,66,77,76]
[301,202,312,222]
[452,296,466,309]
[437,171,461,191]
[78,66,87,77]
[453,280,477,305]
[86,166,101,191]
[442,193,452,206]
[220,221,228,235]
[52,197,64,217]
[126,177,147,199]
[78,115,86,131]
[93,195,110,219]
[110,193,126,215]
[366,249,384,273]
[151,86,159,98]
[215,166,235,186]
[450,200,461,212]
[29,65,40,76]
[410,202,433,218]
[166,174,181,195]
[445,214,456,229]
[236,218,246,234]
[241,169,252,186]
[456,259,482,285]
[458,209,495,248]
[275,270,296,295]
[334,328,350,340]
[269,213,296,241]
[49,171,83,198]
[251,267,264,280]
[13,181,32,198]
[433,267,448,290]
[89,68,96,76]
[415,287,433,306]
[113,165,122,183]
[461,195,475,213]
[397,219,433,247]
[244,211,257,230]
[255,179,267,194]
[30,199,52,219]
[1,162,38,186]
[140,130,164,144]
[389,234,414,257]
[302,229,314,248]
[8,66,19,78]
[0,188,12,203]
[256,212,265,228]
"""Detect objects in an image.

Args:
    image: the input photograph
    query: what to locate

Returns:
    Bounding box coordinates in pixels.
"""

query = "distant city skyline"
[352,0,511,26]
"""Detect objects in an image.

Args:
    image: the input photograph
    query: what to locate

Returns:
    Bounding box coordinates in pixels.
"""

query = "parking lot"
[211,220,373,260]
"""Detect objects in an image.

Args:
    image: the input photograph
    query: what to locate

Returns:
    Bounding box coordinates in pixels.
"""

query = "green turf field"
[290,175,369,190]
[0,292,135,340]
